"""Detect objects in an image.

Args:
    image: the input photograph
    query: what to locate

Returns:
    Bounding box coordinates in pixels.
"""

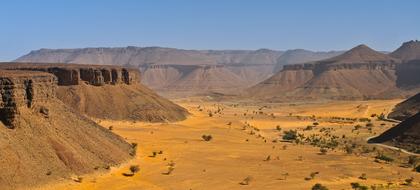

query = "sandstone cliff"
[247,43,419,100]
[0,63,188,121]
[0,70,132,190]
[15,46,342,96]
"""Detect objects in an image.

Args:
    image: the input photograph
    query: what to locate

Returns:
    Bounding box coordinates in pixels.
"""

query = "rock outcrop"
[0,63,140,86]
[0,71,56,128]
[390,40,420,62]
[0,69,132,190]
[247,43,420,100]
[0,63,188,122]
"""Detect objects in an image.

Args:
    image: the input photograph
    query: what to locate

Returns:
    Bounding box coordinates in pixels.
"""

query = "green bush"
[282,130,298,141]
[312,183,328,190]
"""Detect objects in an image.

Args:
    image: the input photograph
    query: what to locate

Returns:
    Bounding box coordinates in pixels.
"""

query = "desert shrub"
[305,171,319,180]
[130,165,140,174]
[359,118,371,122]
[366,123,374,127]
[282,130,297,141]
[208,112,213,117]
[319,148,327,155]
[353,125,362,130]
[202,135,213,141]
[344,145,354,154]
[408,156,418,167]
[304,125,314,131]
[350,182,368,190]
[415,165,420,173]
[404,177,414,186]
[108,126,113,130]
[375,153,394,162]
[377,113,386,120]
[313,122,319,126]
[276,125,282,131]
[129,143,138,156]
[359,173,367,180]
[312,183,329,190]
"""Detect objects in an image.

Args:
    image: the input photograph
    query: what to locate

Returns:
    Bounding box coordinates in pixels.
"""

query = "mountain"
[15,47,283,96]
[368,112,420,153]
[247,44,407,100]
[15,46,343,97]
[273,49,343,72]
[390,40,420,61]
[0,70,132,189]
[388,92,420,121]
[0,63,188,121]
[16,47,284,66]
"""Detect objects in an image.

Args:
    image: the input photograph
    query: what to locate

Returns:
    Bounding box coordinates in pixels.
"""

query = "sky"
[0,0,419,61]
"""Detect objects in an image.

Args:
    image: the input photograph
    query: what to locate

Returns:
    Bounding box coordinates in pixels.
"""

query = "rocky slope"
[388,92,420,121]
[273,49,343,72]
[390,40,420,61]
[0,63,188,121]
[248,44,405,100]
[0,70,132,189]
[368,112,420,153]
[15,47,341,96]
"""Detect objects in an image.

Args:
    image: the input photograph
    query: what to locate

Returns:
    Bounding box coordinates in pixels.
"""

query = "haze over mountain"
[248,41,420,100]
[15,46,341,96]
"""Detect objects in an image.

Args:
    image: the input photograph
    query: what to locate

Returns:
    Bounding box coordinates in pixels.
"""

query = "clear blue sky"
[1,0,419,61]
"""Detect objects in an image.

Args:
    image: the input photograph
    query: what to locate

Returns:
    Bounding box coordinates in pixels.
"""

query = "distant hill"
[247,42,420,100]
[15,46,340,97]
[390,40,420,61]
[273,49,343,72]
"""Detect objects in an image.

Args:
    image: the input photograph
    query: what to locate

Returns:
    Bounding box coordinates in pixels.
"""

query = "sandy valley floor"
[33,99,420,190]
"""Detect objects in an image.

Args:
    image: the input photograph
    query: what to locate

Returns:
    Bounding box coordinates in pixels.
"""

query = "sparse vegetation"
[202,134,213,141]
[282,130,298,141]
[350,182,368,190]
[312,183,329,190]
[359,173,367,180]
[375,153,394,162]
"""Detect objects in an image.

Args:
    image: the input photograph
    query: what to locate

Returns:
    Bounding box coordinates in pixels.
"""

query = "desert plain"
[33,98,419,190]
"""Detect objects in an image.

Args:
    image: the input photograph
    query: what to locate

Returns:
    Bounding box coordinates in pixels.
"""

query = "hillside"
[15,47,342,96]
[0,70,132,190]
[390,40,420,61]
[368,112,420,153]
[0,63,188,121]
[388,92,420,121]
[273,49,343,72]
[247,44,406,100]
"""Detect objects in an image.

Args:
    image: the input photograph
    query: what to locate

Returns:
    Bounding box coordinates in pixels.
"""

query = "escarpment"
[0,70,132,190]
[248,43,420,100]
[0,63,188,122]
[0,71,56,128]
[0,63,140,86]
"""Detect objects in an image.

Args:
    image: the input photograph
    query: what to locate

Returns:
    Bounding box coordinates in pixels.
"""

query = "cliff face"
[0,70,132,190]
[0,63,188,122]
[0,63,140,86]
[247,44,415,100]
[0,71,56,128]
